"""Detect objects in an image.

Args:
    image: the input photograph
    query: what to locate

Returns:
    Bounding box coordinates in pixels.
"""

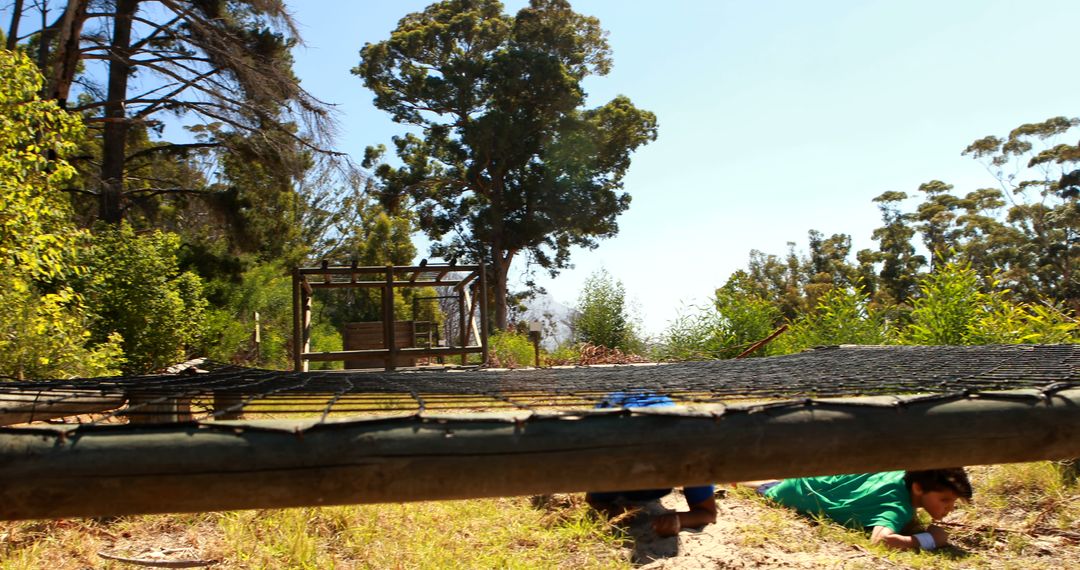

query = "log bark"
[2,388,1079,520]
[0,391,124,426]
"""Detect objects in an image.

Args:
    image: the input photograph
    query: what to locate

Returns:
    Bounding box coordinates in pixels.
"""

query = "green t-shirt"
[764,471,914,532]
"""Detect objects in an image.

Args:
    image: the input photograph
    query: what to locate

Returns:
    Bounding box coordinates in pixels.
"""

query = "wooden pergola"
[292,262,489,371]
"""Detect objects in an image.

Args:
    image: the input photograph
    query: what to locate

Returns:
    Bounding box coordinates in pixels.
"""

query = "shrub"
[903,261,1078,345]
[657,285,781,361]
[488,331,537,368]
[80,223,208,373]
[774,284,886,354]
[573,269,641,352]
[0,49,123,379]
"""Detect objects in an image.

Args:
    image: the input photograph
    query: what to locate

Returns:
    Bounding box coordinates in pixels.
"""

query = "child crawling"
[752,468,972,551]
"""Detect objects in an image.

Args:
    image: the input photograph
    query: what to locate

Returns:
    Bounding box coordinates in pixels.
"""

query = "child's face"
[918,488,961,520]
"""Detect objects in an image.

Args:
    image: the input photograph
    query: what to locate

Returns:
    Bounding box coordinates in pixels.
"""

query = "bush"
[774,284,886,354]
[202,262,293,367]
[0,49,123,379]
[903,261,1078,345]
[657,285,781,361]
[572,269,641,352]
[0,278,124,379]
[488,331,537,368]
[80,223,208,373]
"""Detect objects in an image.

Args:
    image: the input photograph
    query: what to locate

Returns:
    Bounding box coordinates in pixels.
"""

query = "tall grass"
[1,497,628,569]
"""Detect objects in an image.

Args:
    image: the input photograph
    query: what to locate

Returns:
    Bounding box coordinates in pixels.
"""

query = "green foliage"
[488,331,537,368]
[0,49,84,281]
[573,269,639,351]
[658,279,782,361]
[905,261,995,345]
[0,278,124,379]
[904,261,1078,345]
[861,190,926,305]
[316,195,419,328]
[80,223,208,373]
[355,0,657,327]
[545,342,583,365]
[202,261,350,370]
[0,49,123,379]
[774,284,886,354]
[201,262,293,368]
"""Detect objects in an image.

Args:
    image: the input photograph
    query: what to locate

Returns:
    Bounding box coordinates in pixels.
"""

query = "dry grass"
[2,462,1077,569]
[0,497,628,569]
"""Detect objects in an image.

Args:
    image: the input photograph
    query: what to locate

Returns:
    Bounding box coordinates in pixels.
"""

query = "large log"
[1,388,1079,520]
[0,391,125,426]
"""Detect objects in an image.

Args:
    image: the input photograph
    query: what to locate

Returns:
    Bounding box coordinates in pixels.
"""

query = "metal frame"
[292,263,489,371]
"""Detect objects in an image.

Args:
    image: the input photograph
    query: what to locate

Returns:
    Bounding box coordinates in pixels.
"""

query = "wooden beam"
[302,346,484,362]
[0,391,125,426]
[297,265,481,276]
[306,280,473,290]
[2,388,1079,520]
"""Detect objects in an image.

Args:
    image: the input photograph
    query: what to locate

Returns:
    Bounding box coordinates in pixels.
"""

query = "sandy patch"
[619,490,897,569]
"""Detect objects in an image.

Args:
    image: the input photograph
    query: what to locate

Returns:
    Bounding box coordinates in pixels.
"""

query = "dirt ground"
[613,490,897,569]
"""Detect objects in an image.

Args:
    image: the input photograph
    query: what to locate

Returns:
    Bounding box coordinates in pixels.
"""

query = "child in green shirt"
[757,468,972,551]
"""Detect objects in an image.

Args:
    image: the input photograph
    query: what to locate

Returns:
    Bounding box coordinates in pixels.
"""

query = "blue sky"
[295,1,1080,335]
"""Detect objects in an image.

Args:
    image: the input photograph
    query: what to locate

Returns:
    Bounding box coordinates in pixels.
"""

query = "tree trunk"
[49,0,88,108]
[5,0,23,51]
[492,251,512,331]
[99,0,139,224]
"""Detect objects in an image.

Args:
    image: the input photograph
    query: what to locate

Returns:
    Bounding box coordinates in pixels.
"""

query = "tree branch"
[125,142,220,163]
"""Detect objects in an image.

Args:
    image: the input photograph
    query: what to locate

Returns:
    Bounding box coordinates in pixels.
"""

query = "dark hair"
[904,468,973,499]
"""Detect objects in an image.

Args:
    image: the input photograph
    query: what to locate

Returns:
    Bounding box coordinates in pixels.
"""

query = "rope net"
[1,344,1077,429]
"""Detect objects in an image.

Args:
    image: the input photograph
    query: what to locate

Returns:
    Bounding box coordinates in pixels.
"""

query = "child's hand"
[926,524,949,547]
[651,513,681,537]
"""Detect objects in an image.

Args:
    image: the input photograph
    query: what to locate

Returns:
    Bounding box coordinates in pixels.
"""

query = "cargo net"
[1,344,1078,430]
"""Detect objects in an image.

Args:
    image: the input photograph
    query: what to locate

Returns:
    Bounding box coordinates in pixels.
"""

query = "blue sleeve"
[683,485,715,505]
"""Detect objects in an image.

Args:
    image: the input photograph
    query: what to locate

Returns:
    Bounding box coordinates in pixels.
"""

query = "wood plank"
[0,391,125,426]
[2,388,1079,520]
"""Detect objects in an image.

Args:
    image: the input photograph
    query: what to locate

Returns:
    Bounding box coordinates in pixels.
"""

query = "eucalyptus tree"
[354,0,658,329]
[860,190,925,306]
[6,0,335,228]
[963,116,1080,309]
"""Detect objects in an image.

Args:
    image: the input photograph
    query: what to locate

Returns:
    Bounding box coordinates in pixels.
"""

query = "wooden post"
[292,270,303,372]
[458,286,467,365]
[3,388,1080,520]
[253,311,261,363]
[126,395,191,425]
[301,285,312,373]
[478,262,489,366]
[212,393,244,421]
[383,267,397,371]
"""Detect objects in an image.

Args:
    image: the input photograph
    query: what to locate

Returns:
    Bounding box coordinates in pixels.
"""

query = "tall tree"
[963,116,1080,309]
[862,190,925,306]
[7,0,335,226]
[354,0,657,329]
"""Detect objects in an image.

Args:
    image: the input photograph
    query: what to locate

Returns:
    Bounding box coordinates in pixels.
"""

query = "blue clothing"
[587,392,714,507]
[596,392,675,409]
